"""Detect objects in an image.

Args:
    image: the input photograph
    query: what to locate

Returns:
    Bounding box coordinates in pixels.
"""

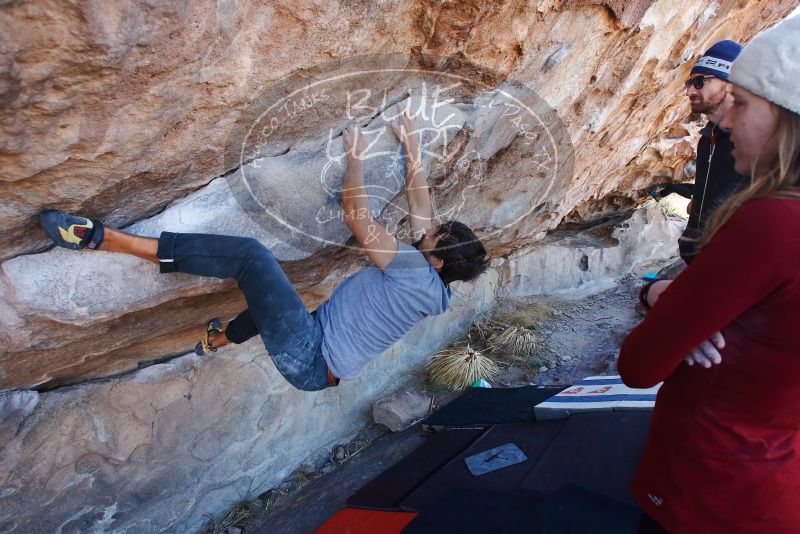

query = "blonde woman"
[619,16,800,533]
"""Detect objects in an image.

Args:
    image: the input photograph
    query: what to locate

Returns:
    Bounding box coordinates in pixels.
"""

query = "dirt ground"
[198,253,679,534]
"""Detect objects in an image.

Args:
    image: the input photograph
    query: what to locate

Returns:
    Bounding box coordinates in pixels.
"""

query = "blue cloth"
[316,241,451,380]
[157,232,331,391]
[691,40,743,80]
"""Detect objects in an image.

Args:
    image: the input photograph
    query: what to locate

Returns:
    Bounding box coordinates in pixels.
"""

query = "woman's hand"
[643,279,725,368]
[646,279,673,307]
[684,331,725,368]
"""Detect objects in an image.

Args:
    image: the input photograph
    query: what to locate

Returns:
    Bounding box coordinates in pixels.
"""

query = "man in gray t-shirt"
[41,110,490,391]
[308,112,489,385]
[316,240,452,380]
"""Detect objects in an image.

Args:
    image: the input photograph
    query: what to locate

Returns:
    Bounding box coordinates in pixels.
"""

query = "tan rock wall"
[1,0,795,391]
[2,1,794,259]
[0,2,797,530]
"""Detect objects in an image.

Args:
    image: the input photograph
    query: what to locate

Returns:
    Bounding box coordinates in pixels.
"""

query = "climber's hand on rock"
[343,124,368,161]
[390,109,420,148]
[684,331,725,368]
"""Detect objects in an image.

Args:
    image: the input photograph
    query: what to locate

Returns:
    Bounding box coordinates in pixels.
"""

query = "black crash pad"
[400,421,565,511]
[346,428,486,510]
[519,410,652,505]
[402,483,642,534]
[421,386,567,431]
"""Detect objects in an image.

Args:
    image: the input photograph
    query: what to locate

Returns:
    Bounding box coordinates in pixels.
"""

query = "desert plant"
[426,344,499,390]
[201,482,269,534]
[488,325,538,358]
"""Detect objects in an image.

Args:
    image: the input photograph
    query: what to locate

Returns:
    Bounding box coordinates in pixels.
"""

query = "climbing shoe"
[195,318,223,356]
[39,210,105,250]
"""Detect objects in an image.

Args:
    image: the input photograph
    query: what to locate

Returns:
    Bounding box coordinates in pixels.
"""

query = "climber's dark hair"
[430,220,490,285]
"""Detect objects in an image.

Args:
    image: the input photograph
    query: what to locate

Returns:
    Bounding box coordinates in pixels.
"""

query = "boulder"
[0,0,794,531]
[0,204,683,533]
[373,389,432,432]
[0,0,793,390]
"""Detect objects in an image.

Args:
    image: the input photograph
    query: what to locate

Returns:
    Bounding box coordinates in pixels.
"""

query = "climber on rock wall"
[39,111,489,391]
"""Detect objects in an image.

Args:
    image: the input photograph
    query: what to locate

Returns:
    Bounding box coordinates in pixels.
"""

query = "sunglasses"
[684,75,716,90]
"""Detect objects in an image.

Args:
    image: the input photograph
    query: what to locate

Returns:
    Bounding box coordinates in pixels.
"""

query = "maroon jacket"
[619,197,800,533]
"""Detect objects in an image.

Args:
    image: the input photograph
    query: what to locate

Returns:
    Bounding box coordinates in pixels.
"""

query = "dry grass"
[488,325,538,359]
[201,483,272,534]
[327,435,372,468]
[201,430,387,533]
[492,300,558,326]
[426,344,500,390]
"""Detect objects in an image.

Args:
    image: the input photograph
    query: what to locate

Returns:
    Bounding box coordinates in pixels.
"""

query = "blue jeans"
[156,232,334,391]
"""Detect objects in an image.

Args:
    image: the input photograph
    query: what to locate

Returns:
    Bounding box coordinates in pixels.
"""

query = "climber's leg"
[224,309,260,345]
[157,232,332,391]
[38,213,333,391]
[197,309,257,354]
[101,227,159,263]
[39,209,160,262]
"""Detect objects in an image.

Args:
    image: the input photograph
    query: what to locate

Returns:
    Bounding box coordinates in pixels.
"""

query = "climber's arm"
[391,110,434,240]
[341,125,398,270]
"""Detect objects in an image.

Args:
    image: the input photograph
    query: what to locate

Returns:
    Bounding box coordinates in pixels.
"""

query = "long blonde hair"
[696,106,800,250]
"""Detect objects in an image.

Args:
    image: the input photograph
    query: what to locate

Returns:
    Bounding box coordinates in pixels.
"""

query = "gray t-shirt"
[315,242,451,380]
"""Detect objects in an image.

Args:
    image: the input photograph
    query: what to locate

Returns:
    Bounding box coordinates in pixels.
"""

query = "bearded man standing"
[678,40,751,264]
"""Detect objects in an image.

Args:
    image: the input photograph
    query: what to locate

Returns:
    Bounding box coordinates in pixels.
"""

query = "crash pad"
[422,385,566,431]
[400,421,564,511]
[315,508,417,534]
[534,376,659,420]
[519,411,652,504]
[402,483,641,534]
[346,428,486,510]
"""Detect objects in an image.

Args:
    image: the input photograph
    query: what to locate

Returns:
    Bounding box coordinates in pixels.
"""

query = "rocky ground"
[198,255,677,534]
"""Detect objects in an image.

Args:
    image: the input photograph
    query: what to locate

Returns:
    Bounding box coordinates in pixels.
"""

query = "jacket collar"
[700,120,732,138]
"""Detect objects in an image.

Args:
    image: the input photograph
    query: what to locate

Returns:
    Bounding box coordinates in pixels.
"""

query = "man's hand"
[342,124,368,161]
[390,109,433,238]
[390,110,420,155]
[684,331,725,368]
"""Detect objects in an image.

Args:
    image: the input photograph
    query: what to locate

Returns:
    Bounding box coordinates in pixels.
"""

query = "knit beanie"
[730,16,800,115]
[691,40,743,81]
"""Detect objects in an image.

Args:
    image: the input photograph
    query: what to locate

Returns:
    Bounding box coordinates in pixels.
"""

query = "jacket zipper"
[697,126,717,223]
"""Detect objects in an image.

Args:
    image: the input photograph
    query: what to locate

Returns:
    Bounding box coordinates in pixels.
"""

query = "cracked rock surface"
[0,0,794,532]
[0,205,683,533]
[0,0,792,390]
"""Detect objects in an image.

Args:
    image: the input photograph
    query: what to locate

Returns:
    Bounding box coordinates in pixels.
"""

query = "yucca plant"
[427,344,499,390]
[488,325,538,359]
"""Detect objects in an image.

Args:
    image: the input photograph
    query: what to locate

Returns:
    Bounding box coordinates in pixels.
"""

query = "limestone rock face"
[0,0,795,531]
[1,0,794,391]
[0,205,683,533]
[1,0,791,257]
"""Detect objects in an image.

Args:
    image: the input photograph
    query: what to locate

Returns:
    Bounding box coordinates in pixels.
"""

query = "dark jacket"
[679,121,751,263]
